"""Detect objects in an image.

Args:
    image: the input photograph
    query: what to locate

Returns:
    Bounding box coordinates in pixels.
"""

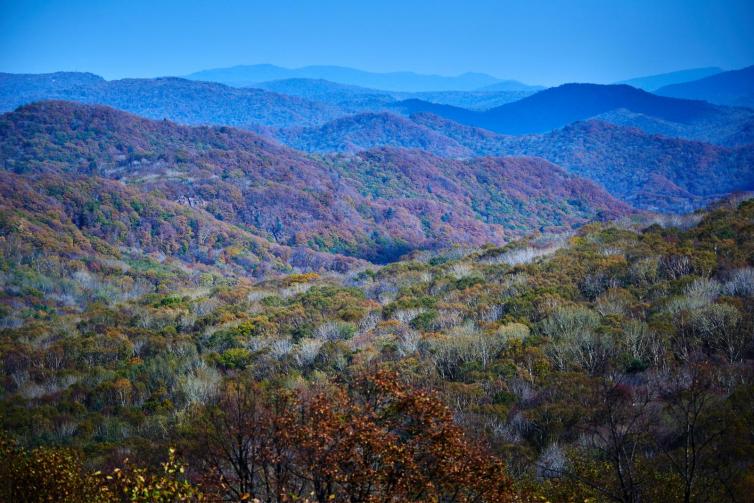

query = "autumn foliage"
[186,370,515,502]
[0,435,204,502]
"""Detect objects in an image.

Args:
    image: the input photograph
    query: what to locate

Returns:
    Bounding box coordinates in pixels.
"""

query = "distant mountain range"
[616,67,723,91]
[656,65,754,108]
[0,72,344,128]
[3,72,752,144]
[186,64,539,92]
[3,70,752,216]
[402,89,537,110]
[0,72,539,131]
[253,78,537,110]
[476,80,546,92]
[1,101,628,263]
[253,78,394,104]
[395,83,717,133]
[394,83,754,144]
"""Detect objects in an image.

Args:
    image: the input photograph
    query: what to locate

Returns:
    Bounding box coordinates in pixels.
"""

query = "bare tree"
[652,365,728,503]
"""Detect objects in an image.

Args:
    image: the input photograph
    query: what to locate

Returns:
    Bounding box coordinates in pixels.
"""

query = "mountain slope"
[0,169,363,278]
[279,110,753,213]
[616,67,723,91]
[276,112,471,156]
[499,121,754,212]
[414,114,754,212]
[253,78,393,101]
[395,83,721,135]
[656,65,754,108]
[0,72,535,131]
[589,106,754,146]
[186,64,506,91]
[252,78,536,111]
[251,78,397,114]
[0,101,630,262]
[404,89,537,110]
[0,73,345,128]
[339,148,627,231]
[0,71,105,105]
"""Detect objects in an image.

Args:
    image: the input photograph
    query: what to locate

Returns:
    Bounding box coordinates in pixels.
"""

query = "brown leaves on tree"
[186,370,516,502]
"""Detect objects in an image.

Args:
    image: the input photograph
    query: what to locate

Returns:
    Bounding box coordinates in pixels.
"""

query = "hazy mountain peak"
[475,80,545,92]
[655,65,754,108]
[186,64,507,92]
[616,66,723,91]
[395,82,720,136]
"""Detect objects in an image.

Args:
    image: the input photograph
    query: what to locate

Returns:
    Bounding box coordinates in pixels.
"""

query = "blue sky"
[1,0,753,86]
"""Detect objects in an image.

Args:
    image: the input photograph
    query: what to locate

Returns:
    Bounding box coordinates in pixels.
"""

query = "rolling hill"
[589,106,754,146]
[276,112,471,156]
[5,73,751,216]
[252,78,536,111]
[393,113,754,212]
[0,101,630,263]
[278,110,754,212]
[408,114,754,212]
[0,72,538,131]
[402,89,537,110]
[252,78,394,105]
[0,169,364,279]
[493,120,754,212]
[656,65,754,108]
[0,72,345,128]
[6,72,750,147]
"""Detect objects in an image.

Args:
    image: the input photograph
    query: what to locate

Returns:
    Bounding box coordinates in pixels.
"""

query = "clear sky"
[1,0,753,86]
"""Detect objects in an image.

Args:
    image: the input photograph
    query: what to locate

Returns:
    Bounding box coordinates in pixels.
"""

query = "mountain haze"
[186,64,516,91]
[656,65,754,108]
[616,66,723,91]
[5,72,751,146]
[0,73,345,128]
[395,83,721,134]
[252,78,536,111]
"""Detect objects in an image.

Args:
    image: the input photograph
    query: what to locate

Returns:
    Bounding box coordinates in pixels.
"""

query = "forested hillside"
[2,187,753,500]
[0,101,628,263]
[0,73,344,128]
[2,0,754,500]
[278,112,754,212]
[0,82,751,503]
[1,63,752,503]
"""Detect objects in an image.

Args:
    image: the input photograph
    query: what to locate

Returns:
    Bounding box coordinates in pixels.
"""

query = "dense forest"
[279,112,754,213]
[1,60,753,503]
[2,189,753,501]
[0,101,628,264]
